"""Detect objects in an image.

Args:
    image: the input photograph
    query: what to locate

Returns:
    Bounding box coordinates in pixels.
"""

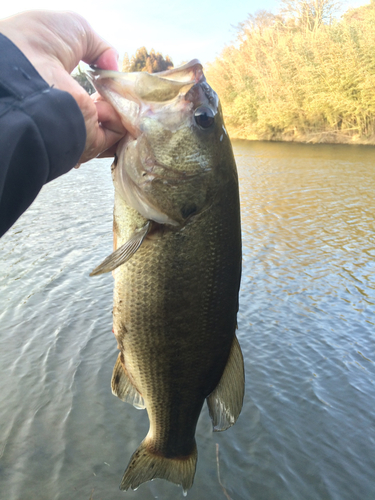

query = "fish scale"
[89,59,244,492]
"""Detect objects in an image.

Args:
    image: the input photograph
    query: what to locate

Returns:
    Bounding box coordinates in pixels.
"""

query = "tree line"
[206,0,375,143]
[122,47,173,73]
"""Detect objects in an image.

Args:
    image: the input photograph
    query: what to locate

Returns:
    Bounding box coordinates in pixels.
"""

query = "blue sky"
[2,0,369,67]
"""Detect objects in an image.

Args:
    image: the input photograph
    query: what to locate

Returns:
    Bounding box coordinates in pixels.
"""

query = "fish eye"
[194,106,215,129]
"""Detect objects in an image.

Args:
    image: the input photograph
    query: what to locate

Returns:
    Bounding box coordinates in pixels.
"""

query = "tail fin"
[120,438,197,493]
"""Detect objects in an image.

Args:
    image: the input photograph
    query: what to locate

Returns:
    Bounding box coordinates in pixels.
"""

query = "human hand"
[0,10,126,163]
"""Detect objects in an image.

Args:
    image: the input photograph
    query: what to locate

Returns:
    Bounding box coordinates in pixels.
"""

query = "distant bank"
[227,129,375,146]
[207,0,375,148]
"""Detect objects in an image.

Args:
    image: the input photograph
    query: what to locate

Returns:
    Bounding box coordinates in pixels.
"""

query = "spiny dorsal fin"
[206,335,245,431]
[90,221,151,276]
[111,353,145,410]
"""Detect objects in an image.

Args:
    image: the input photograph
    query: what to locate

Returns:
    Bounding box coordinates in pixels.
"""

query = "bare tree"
[237,10,283,35]
[280,0,341,31]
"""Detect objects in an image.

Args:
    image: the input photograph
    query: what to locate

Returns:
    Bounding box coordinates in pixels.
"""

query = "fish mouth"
[86,60,206,138]
[151,59,204,85]
[88,59,204,98]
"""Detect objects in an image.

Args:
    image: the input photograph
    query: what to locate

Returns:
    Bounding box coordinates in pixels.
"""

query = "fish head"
[88,60,234,226]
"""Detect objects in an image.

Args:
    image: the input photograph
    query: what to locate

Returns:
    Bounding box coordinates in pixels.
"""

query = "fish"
[88,60,244,493]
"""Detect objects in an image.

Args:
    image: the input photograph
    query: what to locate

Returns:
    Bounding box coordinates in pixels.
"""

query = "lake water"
[0,140,374,500]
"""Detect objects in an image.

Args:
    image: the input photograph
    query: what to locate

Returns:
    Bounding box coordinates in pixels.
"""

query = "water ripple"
[1,146,375,499]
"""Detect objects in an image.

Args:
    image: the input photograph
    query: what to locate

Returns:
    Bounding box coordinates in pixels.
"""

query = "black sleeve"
[0,33,86,237]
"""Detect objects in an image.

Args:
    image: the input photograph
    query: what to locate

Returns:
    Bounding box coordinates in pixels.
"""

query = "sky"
[1,0,370,68]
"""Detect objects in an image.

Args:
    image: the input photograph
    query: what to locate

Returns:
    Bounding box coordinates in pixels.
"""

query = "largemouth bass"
[88,60,244,493]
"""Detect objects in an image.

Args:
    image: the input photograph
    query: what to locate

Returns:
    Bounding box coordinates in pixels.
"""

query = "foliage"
[122,47,173,73]
[206,0,375,142]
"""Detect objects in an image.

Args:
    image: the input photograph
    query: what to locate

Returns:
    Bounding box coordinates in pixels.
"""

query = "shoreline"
[227,129,375,146]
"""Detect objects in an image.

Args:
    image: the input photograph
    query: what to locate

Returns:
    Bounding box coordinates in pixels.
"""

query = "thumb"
[92,47,119,71]
[76,15,119,70]
[0,11,119,74]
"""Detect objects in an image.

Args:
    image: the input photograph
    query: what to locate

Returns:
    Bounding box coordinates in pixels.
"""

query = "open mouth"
[87,60,206,138]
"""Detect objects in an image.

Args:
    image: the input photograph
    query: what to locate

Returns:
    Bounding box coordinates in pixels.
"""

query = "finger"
[34,12,117,72]
[79,121,125,163]
[78,16,118,69]
[91,91,102,101]
[97,142,121,158]
[94,48,119,71]
[99,126,126,155]
[94,99,127,135]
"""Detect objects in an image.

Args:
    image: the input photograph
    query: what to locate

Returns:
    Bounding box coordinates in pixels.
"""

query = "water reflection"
[0,142,374,500]
[236,140,375,500]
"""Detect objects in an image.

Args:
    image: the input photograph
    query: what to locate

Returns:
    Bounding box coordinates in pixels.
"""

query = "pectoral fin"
[206,335,245,431]
[111,353,145,410]
[90,221,151,276]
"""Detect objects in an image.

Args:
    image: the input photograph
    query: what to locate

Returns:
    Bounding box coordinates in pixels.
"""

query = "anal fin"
[206,335,245,431]
[111,353,145,410]
[90,221,151,276]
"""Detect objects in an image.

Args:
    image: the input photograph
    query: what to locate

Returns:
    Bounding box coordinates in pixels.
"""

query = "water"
[0,140,374,500]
